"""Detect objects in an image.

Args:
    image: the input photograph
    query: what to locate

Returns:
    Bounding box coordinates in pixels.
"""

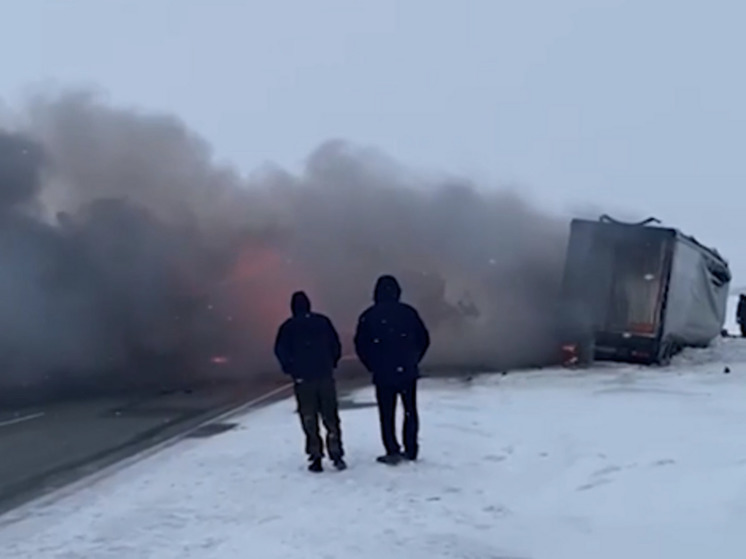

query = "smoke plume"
[0,89,570,399]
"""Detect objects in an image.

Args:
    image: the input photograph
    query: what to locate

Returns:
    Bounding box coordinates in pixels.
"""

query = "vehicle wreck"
[557,215,731,366]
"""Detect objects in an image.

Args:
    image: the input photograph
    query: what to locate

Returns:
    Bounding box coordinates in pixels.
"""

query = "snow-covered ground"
[3,341,746,558]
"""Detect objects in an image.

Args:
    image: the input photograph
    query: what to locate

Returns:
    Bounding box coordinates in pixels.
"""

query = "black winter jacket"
[274,292,342,381]
[354,275,430,387]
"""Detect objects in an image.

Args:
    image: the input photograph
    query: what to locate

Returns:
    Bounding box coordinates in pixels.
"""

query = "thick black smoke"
[0,89,570,400]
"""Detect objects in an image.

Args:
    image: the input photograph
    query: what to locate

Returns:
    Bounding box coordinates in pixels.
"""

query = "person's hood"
[741,294,746,300]
[373,275,402,303]
[291,291,311,316]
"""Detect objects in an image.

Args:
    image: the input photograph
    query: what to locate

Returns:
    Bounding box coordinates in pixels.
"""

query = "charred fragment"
[558,215,731,366]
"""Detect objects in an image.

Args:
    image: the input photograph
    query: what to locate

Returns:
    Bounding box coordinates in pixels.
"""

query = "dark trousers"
[293,376,343,461]
[375,379,419,457]
[740,322,746,337]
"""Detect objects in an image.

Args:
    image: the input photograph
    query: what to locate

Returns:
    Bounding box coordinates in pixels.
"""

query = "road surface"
[0,359,472,516]
[0,373,295,516]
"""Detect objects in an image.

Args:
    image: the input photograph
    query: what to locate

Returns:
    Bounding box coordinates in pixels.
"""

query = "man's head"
[373,275,402,303]
[291,291,311,316]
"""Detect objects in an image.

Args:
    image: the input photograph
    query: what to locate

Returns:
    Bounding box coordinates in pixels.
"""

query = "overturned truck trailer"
[558,215,731,366]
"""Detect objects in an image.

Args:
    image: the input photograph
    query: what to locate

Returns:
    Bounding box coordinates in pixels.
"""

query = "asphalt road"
[0,358,484,516]
[0,358,378,516]
[0,372,297,516]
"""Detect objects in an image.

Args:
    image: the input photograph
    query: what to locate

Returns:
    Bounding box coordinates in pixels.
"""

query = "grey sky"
[2,0,744,277]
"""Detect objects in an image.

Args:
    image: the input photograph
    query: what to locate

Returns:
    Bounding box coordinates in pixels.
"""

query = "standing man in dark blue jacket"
[737,294,746,337]
[354,275,431,465]
[274,291,346,473]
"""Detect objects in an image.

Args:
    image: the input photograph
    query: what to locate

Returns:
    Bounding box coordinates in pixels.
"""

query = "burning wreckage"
[0,124,734,409]
[557,215,731,367]
[0,129,292,401]
[0,126,487,401]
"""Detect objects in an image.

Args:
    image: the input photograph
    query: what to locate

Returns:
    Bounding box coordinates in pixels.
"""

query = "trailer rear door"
[602,235,669,336]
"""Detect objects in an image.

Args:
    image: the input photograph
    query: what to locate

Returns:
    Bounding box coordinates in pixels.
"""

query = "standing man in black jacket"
[354,275,431,465]
[274,291,346,472]
[737,294,746,337]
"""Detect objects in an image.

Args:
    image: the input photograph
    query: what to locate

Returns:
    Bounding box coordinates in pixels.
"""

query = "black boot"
[308,457,323,473]
[376,453,402,466]
[332,457,347,471]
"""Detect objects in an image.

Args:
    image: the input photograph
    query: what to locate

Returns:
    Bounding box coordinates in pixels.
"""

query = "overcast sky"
[2,0,744,277]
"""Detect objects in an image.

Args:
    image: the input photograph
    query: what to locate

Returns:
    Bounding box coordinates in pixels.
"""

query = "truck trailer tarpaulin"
[557,215,731,366]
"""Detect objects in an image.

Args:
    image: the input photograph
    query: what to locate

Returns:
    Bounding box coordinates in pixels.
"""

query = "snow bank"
[3,341,746,558]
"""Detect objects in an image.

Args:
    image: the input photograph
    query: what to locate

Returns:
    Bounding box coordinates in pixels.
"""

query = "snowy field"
[2,338,746,558]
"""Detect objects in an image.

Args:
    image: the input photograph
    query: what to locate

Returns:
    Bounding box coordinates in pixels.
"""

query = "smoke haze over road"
[0,89,570,399]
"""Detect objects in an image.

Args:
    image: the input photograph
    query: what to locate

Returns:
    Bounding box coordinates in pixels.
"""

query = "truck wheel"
[656,341,675,366]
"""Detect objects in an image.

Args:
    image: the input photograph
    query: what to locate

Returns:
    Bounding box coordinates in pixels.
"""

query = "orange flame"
[218,242,308,357]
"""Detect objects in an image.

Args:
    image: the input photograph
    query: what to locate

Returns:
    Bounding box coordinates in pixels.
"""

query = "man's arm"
[411,308,431,363]
[353,313,373,371]
[325,316,343,367]
[273,321,294,375]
